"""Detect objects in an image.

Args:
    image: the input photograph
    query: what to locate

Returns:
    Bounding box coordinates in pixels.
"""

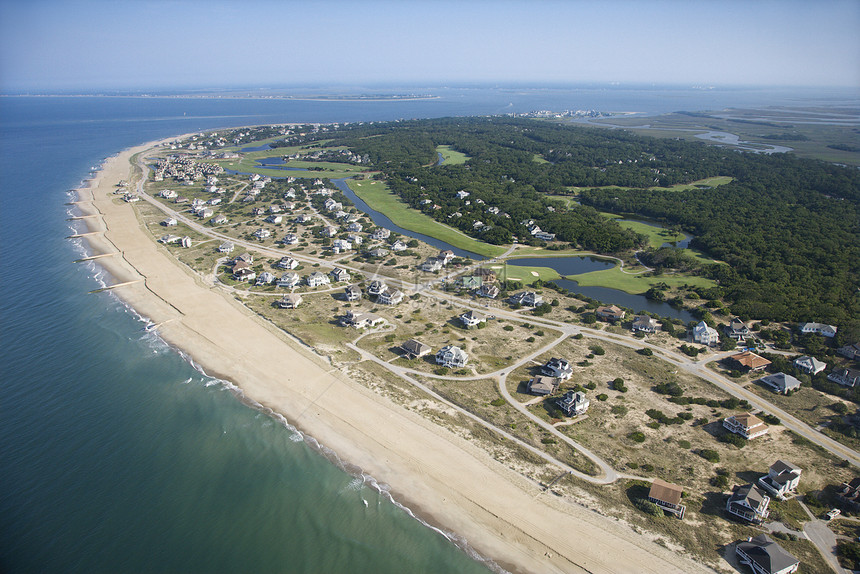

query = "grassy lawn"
[435,145,470,165]
[564,176,734,194]
[608,217,686,249]
[501,263,562,284]
[347,179,506,258]
[568,266,716,293]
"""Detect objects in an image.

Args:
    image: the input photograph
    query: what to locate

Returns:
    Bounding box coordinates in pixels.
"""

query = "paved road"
[132,155,860,472]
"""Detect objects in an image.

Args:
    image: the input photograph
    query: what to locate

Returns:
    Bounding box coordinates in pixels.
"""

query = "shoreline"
[74,139,717,574]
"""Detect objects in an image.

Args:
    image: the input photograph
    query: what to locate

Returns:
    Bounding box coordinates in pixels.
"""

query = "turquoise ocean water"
[1,86,856,573]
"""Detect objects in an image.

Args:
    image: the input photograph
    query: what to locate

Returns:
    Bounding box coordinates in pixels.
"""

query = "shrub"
[720,432,748,448]
[503,325,514,331]
[711,474,729,489]
[760,413,781,425]
[384,334,396,343]
[677,439,691,449]
[573,333,584,339]
[433,367,449,375]
[832,402,849,414]
[637,347,653,356]
[611,405,629,416]
[541,437,557,444]
[590,345,605,356]
[641,463,654,472]
[526,336,535,343]
[634,498,664,517]
[613,378,628,392]
[629,431,646,443]
[597,393,609,401]
[585,382,596,390]
[654,382,684,396]
[535,330,545,337]
[697,449,720,463]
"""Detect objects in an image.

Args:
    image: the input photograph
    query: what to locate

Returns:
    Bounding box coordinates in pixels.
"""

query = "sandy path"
[75,142,717,574]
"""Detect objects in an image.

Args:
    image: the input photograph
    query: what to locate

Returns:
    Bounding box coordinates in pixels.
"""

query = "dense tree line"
[271,116,859,325]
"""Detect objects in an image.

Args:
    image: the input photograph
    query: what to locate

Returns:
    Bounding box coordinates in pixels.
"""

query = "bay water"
[1,86,855,572]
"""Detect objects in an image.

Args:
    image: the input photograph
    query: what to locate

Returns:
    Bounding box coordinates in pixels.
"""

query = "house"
[509,291,543,307]
[526,376,560,396]
[648,479,686,519]
[420,258,443,272]
[631,316,660,333]
[725,317,753,343]
[476,284,500,299]
[798,322,837,338]
[726,483,771,523]
[217,241,234,253]
[541,357,573,380]
[233,268,256,282]
[456,276,483,290]
[533,231,556,241]
[277,293,303,309]
[347,233,363,246]
[455,190,470,200]
[159,234,181,244]
[255,271,276,285]
[367,280,387,297]
[475,268,497,282]
[693,321,720,346]
[730,351,771,372]
[331,239,352,252]
[306,272,330,287]
[330,268,350,283]
[400,339,432,359]
[265,215,283,224]
[459,310,486,328]
[281,233,299,245]
[211,215,228,225]
[828,368,860,388]
[347,222,364,233]
[391,239,407,252]
[277,272,301,288]
[341,310,385,329]
[723,413,769,439]
[377,288,403,305]
[837,478,860,510]
[793,355,827,375]
[367,248,388,258]
[343,285,362,302]
[180,236,192,248]
[838,342,860,361]
[437,250,455,265]
[759,373,802,394]
[735,535,799,574]
[277,257,299,270]
[161,217,177,227]
[371,228,391,240]
[758,461,802,500]
[555,390,589,417]
[320,226,337,238]
[232,261,251,273]
[436,345,468,368]
[295,214,312,224]
[252,228,271,240]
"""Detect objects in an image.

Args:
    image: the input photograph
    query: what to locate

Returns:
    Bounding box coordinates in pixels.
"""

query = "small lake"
[552,278,696,322]
[506,256,694,321]
[332,178,485,260]
[507,256,613,275]
[239,143,274,152]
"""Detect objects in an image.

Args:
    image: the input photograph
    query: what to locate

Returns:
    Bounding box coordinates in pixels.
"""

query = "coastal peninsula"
[74,120,859,574]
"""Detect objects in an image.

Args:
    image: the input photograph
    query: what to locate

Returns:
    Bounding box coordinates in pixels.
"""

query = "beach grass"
[435,145,469,165]
[347,179,506,258]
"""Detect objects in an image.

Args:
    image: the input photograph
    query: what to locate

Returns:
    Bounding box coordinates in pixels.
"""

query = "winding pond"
[332,178,485,260]
[505,257,696,322]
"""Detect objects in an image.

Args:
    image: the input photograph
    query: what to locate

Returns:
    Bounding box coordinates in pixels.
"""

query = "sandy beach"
[76,141,717,574]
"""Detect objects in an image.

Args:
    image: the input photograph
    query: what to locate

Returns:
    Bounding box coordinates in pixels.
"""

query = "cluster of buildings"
[151,154,224,184]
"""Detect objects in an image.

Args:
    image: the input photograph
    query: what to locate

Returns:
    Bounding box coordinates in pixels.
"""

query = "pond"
[507,256,613,275]
[552,278,696,323]
[332,178,485,260]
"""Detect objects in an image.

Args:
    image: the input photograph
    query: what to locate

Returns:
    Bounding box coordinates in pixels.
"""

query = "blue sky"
[1,0,858,91]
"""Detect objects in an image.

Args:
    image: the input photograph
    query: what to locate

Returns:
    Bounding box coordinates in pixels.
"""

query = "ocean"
[1,85,855,573]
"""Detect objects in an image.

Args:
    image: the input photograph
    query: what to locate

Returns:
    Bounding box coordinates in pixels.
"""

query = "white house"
[277,272,301,288]
[378,288,403,306]
[277,293,303,309]
[330,268,350,283]
[541,357,573,379]
[723,413,769,439]
[367,280,387,297]
[371,228,391,240]
[217,241,234,253]
[306,272,331,287]
[420,258,443,272]
[253,228,271,240]
[726,484,771,524]
[459,310,486,328]
[798,322,837,338]
[436,345,468,368]
[758,460,802,500]
[693,321,720,346]
[281,233,299,245]
[793,355,826,375]
[277,257,299,270]
[555,390,589,417]
[255,271,276,286]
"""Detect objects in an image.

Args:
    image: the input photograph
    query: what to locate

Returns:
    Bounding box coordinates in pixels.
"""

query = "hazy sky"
[2,0,858,91]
